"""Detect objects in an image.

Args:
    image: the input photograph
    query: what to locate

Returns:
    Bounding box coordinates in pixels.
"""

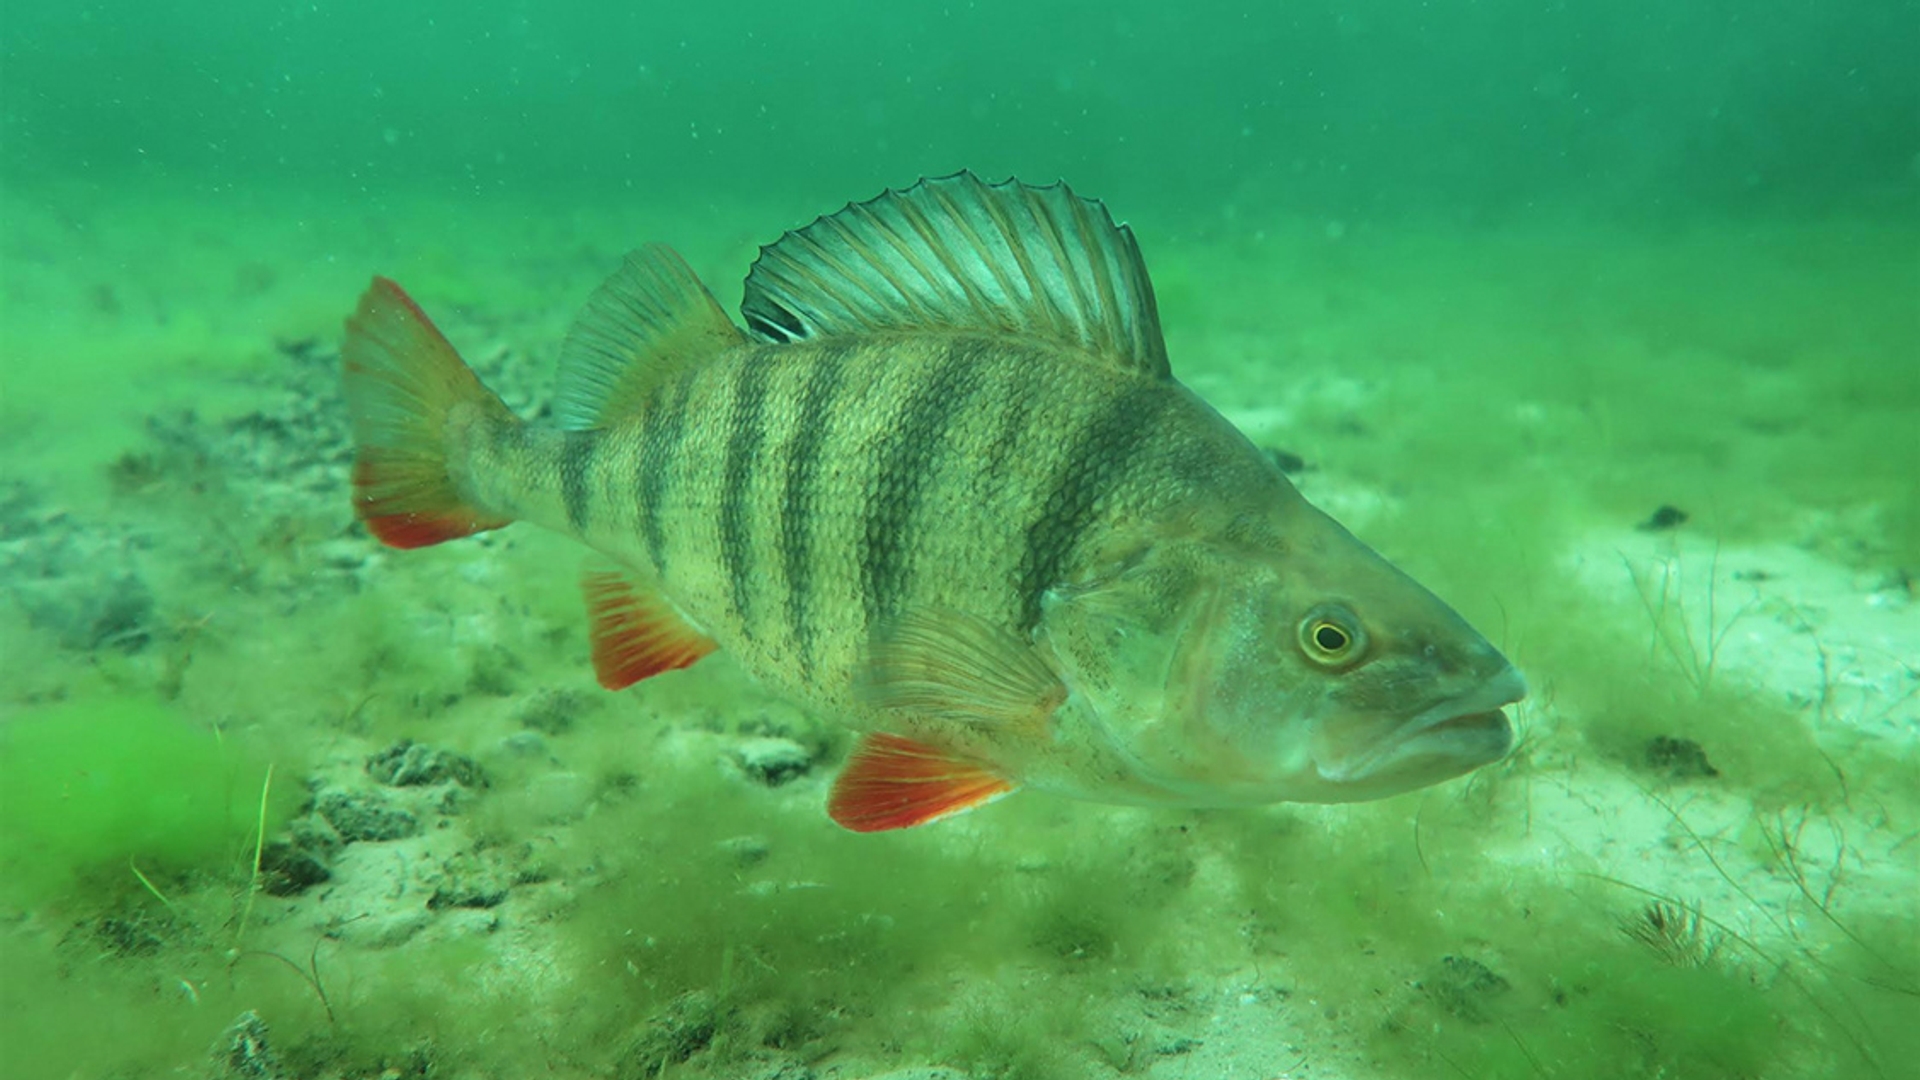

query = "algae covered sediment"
[1,177,1914,1079]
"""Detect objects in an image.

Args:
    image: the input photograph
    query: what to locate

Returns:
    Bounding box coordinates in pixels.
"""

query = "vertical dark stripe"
[720,354,774,636]
[560,430,598,533]
[636,375,695,575]
[859,340,987,627]
[978,350,1043,485]
[778,344,852,677]
[1016,381,1168,632]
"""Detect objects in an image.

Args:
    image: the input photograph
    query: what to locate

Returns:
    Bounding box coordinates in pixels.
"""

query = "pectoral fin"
[858,607,1066,732]
[832,609,1064,832]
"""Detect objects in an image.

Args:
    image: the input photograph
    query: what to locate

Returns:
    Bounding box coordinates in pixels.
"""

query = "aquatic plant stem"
[234,763,272,952]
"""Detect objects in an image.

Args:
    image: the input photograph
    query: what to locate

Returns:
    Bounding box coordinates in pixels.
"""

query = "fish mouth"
[1317,666,1527,787]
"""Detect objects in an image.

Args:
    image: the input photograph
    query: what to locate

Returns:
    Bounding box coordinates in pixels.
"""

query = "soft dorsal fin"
[554,244,746,430]
[741,172,1170,380]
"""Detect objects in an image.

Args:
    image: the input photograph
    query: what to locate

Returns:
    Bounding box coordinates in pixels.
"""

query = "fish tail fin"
[342,277,516,549]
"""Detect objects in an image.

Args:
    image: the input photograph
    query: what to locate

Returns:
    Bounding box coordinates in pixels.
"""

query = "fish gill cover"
[2,2,1917,1078]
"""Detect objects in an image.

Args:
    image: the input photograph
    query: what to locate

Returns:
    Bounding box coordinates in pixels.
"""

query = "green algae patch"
[1212,799,1907,1080]
[0,694,284,909]
[531,752,1190,1077]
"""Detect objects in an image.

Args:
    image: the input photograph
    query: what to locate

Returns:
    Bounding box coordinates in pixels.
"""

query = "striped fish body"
[345,174,1525,832]
[468,331,1274,730]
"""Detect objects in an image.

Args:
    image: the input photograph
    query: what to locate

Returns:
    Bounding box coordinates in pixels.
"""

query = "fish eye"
[1298,604,1367,667]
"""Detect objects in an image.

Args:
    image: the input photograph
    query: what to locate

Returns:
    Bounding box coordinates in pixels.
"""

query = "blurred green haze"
[3,4,1920,1078]
[5,0,1917,219]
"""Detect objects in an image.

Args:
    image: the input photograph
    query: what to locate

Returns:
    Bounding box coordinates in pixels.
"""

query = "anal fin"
[828,733,1016,833]
[581,562,717,690]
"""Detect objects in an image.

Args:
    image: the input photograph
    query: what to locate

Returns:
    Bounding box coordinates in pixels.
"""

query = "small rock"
[1262,446,1309,474]
[1636,504,1689,531]
[733,737,813,787]
[500,731,549,758]
[317,789,421,842]
[314,539,368,572]
[626,990,721,1074]
[287,811,344,856]
[13,572,156,653]
[1155,1036,1203,1056]
[367,739,488,788]
[427,907,502,939]
[525,771,594,823]
[273,335,324,362]
[514,687,596,735]
[1644,735,1719,779]
[1422,954,1511,1022]
[212,1010,285,1080]
[335,908,431,948]
[1868,567,1914,608]
[91,915,166,957]
[748,1064,816,1080]
[467,652,520,697]
[720,835,771,867]
[258,841,331,896]
[432,783,482,816]
[427,852,511,910]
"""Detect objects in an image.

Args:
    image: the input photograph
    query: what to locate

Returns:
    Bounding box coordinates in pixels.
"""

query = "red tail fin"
[342,277,514,549]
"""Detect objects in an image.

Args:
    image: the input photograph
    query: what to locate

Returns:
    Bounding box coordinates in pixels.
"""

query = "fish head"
[1040,506,1523,805]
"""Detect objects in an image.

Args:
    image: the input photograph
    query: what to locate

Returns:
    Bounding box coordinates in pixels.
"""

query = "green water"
[3,3,1917,1079]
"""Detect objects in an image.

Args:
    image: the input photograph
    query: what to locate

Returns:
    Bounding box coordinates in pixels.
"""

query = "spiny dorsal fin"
[554,244,746,430]
[741,172,1170,380]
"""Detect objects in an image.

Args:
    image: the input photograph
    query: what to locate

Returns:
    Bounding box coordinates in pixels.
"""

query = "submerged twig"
[231,939,336,1025]
[129,858,182,919]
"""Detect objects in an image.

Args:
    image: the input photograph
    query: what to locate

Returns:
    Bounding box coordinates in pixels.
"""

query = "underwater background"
[3,2,1917,1078]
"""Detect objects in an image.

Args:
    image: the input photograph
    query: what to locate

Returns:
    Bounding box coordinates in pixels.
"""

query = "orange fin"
[860,608,1065,733]
[342,277,515,549]
[581,563,717,689]
[828,733,1016,833]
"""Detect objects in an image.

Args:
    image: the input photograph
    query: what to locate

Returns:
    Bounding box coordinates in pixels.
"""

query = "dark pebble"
[514,687,594,735]
[366,739,488,788]
[1637,504,1689,531]
[316,789,420,842]
[1644,735,1719,779]
[1423,955,1511,1022]
[258,841,332,896]
[1262,446,1310,474]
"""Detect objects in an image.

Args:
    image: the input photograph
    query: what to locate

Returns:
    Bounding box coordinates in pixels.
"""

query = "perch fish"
[341,173,1525,832]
